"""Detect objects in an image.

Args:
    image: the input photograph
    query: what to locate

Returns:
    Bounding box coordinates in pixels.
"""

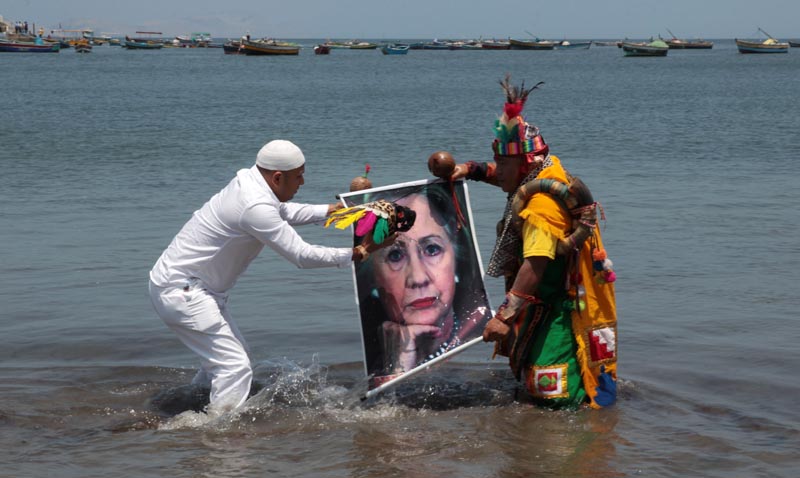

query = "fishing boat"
[318,39,376,49]
[555,40,592,50]
[75,29,108,45]
[664,38,714,49]
[74,39,92,53]
[380,43,409,55]
[241,38,300,55]
[621,39,669,57]
[509,38,554,50]
[454,40,483,50]
[735,38,789,53]
[48,29,90,47]
[124,38,163,49]
[175,35,192,46]
[313,44,331,54]
[482,40,511,50]
[124,31,163,49]
[447,41,467,50]
[0,38,60,52]
[88,33,114,45]
[347,41,378,50]
[421,40,450,50]
[179,32,212,48]
[663,29,713,49]
[222,40,244,54]
[320,40,349,49]
[735,28,789,53]
[131,31,163,43]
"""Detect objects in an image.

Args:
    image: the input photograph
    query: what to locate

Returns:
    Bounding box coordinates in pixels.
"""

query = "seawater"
[1,40,798,477]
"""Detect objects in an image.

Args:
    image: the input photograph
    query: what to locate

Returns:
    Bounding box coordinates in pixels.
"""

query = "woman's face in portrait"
[372,194,456,328]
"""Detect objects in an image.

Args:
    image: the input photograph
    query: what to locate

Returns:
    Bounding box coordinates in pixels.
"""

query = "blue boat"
[381,44,409,55]
[124,39,163,50]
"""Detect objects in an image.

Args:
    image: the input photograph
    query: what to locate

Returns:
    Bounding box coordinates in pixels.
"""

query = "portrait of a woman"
[344,181,492,384]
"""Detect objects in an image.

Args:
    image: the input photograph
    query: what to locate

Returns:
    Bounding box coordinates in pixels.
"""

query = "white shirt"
[150,165,352,294]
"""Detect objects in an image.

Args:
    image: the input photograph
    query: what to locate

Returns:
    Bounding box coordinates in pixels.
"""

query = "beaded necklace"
[426,315,462,360]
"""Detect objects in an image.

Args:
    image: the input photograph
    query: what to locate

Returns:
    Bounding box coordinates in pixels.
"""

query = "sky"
[3,0,799,40]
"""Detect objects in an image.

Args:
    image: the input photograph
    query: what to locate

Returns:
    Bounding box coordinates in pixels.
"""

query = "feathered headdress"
[325,199,416,244]
[492,74,548,157]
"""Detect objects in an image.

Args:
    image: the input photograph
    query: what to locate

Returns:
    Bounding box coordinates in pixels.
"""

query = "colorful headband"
[492,75,548,157]
[492,137,536,155]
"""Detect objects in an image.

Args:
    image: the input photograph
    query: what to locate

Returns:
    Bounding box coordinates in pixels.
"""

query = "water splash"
[147,356,520,431]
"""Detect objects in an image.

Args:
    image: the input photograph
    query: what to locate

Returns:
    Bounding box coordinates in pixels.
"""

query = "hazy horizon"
[3,0,799,40]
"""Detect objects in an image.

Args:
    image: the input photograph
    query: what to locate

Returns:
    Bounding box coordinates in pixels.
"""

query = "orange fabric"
[573,230,617,408]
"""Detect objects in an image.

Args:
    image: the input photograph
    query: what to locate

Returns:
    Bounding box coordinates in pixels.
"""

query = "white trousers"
[149,279,252,413]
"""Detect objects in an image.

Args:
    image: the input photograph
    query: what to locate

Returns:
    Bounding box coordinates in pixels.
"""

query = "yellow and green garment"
[509,156,618,409]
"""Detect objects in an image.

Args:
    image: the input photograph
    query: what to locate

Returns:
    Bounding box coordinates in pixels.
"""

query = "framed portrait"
[339,179,493,387]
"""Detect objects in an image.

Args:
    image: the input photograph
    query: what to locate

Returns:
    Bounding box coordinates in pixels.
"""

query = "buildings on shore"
[0,16,13,35]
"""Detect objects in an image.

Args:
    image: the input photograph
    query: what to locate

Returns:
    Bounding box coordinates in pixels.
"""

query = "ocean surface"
[2,40,798,477]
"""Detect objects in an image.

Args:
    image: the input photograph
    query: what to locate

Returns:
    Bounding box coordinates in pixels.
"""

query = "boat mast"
[666,28,678,40]
[757,27,776,41]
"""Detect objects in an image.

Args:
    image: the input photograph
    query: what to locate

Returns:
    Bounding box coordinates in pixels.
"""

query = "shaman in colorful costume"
[448,76,618,409]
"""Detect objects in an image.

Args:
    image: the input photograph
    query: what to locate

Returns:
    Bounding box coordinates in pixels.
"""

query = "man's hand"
[482,291,531,343]
[327,203,344,216]
[450,163,469,181]
[353,232,399,262]
[482,315,511,343]
[362,231,398,254]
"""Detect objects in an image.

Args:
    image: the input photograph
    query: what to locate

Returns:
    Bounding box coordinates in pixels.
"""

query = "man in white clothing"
[149,139,386,413]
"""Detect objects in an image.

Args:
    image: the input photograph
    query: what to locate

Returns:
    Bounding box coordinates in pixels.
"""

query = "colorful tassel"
[334,209,366,229]
[373,217,389,244]
[355,211,378,236]
[325,206,357,227]
[592,248,607,261]
[590,247,617,285]
[325,206,367,229]
[325,199,416,243]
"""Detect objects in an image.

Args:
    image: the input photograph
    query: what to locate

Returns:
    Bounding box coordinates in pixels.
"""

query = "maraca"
[427,151,455,179]
[349,164,373,191]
